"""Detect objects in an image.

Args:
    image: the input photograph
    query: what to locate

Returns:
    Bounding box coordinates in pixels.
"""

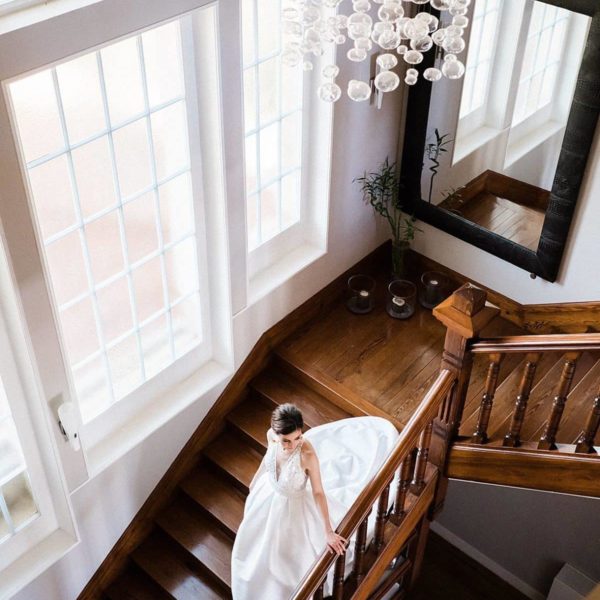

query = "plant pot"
[391,240,410,279]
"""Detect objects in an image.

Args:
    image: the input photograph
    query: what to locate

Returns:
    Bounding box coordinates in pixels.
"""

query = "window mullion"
[50,67,117,405]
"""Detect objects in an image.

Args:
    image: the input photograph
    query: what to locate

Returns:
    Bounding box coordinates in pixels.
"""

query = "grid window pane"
[512,3,570,125]
[8,19,204,423]
[0,420,25,481]
[56,53,106,144]
[3,473,36,530]
[242,0,304,250]
[459,0,501,118]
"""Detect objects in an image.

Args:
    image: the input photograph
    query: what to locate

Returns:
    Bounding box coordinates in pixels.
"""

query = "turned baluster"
[539,353,579,450]
[313,582,324,600]
[352,513,371,585]
[332,553,346,600]
[575,392,600,454]
[472,353,503,444]
[503,353,540,447]
[391,453,414,524]
[410,421,433,495]
[374,483,391,553]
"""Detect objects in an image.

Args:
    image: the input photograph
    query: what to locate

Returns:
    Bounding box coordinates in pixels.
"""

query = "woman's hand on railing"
[325,530,347,556]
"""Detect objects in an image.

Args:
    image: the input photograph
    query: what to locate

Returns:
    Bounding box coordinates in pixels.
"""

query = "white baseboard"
[430,522,546,600]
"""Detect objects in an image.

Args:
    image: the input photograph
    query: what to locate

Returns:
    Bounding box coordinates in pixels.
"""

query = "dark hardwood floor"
[408,533,528,600]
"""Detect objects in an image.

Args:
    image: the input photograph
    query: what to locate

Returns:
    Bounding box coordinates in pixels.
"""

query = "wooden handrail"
[291,369,455,600]
[470,333,600,354]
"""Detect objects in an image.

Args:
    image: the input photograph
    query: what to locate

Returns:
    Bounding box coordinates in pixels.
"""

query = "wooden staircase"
[104,365,353,599]
[81,250,600,600]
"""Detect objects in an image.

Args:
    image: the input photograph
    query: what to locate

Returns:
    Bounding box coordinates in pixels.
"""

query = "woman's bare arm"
[304,441,347,555]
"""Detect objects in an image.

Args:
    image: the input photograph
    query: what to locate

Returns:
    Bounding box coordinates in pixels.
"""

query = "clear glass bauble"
[374,20,393,33]
[322,64,340,79]
[347,47,368,61]
[415,12,433,25]
[403,49,424,65]
[283,20,303,37]
[395,17,411,38]
[445,25,464,38]
[347,79,372,101]
[404,19,428,40]
[411,0,429,4]
[353,0,371,12]
[449,6,468,15]
[396,44,408,54]
[282,7,301,21]
[442,35,465,54]
[376,52,398,70]
[377,30,401,50]
[303,61,314,71]
[444,53,457,61]
[441,58,465,79]
[377,5,397,21]
[355,36,373,50]
[317,82,342,102]
[452,15,469,28]
[430,0,451,8]
[423,67,442,81]
[431,28,446,45]
[301,6,321,26]
[374,70,400,92]
[406,68,418,77]
[323,0,343,7]
[281,49,302,67]
[427,16,439,33]
[348,23,372,40]
[335,14,349,29]
[405,74,418,85]
[411,35,433,52]
[335,34,347,44]
[348,12,373,28]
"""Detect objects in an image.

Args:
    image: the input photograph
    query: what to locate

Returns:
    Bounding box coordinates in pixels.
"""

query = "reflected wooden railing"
[468,334,600,453]
[291,369,455,600]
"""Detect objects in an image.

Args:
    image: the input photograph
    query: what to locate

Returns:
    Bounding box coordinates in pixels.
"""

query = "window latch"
[57,402,81,451]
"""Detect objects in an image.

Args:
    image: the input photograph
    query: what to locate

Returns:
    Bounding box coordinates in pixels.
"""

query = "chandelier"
[281,0,470,103]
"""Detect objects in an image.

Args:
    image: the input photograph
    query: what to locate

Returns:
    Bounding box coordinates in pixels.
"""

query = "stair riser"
[225,420,267,454]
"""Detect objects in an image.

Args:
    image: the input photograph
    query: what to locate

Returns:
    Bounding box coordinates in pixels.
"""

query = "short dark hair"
[271,403,303,435]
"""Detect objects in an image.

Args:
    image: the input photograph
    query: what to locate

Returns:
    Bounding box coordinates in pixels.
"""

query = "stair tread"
[204,431,262,492]
[105,565,172,600]
[157,496,233,589]
[181,467,245,536]
[227,400,273,450]
[132,532,225,600]
[252,368,351,427]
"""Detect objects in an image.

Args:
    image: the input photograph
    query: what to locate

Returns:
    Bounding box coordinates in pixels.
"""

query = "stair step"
[181,467,245,536]
[251,368,351,428]
[227,400,272,451]
[131,531,225,600]
[157,496,233,590]
[105,565,172,600]
[204,431,262,493]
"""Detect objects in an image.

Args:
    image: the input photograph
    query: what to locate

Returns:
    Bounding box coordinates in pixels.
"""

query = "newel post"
[429,284,499,515]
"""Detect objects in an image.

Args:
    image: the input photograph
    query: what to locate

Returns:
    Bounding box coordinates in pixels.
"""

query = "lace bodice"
[266,438,308,498]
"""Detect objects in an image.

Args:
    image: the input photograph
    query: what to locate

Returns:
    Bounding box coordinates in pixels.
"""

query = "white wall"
[11,53,403,600]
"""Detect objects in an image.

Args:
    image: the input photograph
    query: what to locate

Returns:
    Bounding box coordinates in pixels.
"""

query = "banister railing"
[470,333,600,354]
[291,368,455,600]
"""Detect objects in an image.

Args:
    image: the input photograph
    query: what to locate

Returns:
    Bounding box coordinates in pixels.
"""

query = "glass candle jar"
[346,274,376,314]
[419,271,449,309]
[386,279,416,319]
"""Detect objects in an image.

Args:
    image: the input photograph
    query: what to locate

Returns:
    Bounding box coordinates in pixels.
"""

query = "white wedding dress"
[231,416,399,600]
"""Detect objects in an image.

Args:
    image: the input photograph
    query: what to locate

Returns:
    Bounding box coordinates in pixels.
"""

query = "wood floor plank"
[157,497,233,590]
[226,400,273,451]
[203,431,262,493]
[180,467,246,536]
[131,532,225,600]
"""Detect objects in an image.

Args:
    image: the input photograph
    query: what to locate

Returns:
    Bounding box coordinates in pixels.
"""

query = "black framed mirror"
[399,0,600,282]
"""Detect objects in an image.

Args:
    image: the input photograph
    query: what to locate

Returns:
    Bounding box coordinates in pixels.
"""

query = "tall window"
[0,385,37,551]
[7,21,203,423]
[460,0,502,119]
[241,0,303,251]
[512,2,570,125]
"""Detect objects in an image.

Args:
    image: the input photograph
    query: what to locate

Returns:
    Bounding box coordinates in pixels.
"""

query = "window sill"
[247,242,326,308]
[453,125,502,165]
[83,359,231,479]
[504,120,565,169]
[1,529,77,599]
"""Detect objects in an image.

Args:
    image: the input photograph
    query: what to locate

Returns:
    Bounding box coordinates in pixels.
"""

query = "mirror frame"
[399,0,600,282]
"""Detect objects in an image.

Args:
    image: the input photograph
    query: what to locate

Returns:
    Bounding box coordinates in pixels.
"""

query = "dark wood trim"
[447,443,600,497]
[408,249,600,333]
[77,243,389,600]
[470,333,600,353]
[399,1,600,282]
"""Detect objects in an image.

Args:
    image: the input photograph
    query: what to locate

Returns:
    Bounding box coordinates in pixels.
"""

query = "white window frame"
[0,0,234,483]
[232,0,334,304]
[0,232,76,599]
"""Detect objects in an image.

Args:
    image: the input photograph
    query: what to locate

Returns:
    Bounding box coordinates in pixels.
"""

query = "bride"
[231,403,398,599]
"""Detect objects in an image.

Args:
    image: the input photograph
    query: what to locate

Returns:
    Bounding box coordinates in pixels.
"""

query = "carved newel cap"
[433,283,499,339]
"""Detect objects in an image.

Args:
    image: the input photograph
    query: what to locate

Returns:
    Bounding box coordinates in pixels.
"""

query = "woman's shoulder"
[266,428,276,444]
[300,438,317,461]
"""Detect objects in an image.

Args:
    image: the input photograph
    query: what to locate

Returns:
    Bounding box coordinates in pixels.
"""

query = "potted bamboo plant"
[356,158,421,278]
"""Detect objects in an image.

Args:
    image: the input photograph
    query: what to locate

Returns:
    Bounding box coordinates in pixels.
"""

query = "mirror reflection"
[420,0,591,251]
